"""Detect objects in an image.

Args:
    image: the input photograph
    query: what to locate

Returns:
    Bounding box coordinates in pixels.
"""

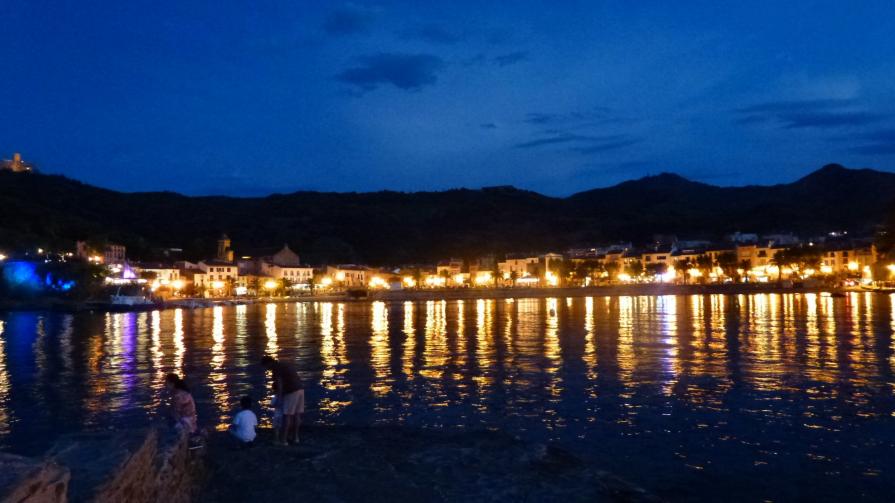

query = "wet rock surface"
[199,426,661,503]
[0,452,69,503]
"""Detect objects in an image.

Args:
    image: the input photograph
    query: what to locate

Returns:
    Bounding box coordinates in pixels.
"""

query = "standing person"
[261,355,304,445]
[165,373,197,434]
[229,395,258,445]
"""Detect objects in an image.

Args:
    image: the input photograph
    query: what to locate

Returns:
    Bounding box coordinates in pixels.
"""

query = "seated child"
[229,396,258,444]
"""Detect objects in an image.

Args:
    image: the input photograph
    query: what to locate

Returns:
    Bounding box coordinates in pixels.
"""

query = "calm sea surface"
[2,293,895,501]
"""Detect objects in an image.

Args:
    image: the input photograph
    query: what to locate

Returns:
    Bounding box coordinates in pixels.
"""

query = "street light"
[264,279,278,291]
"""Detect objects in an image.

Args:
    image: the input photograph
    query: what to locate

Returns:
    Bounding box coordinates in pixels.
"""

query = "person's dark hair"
[240,395,252,410]
[260,355,276,367]
[165,373,189,392]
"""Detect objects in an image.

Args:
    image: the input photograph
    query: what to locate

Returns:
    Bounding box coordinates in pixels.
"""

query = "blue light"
[2,261,42,291]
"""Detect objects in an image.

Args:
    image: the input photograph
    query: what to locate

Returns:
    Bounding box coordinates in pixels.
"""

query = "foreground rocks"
[0,453,69,503]
[200,426,660,503]
[1,428,198,503]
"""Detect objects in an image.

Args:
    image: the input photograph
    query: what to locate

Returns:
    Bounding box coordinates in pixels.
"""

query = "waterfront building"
[134,263,180,283]
[436,258,464,277]
[326,265,367,288]
[196,260,239,295]
[497,255,539,284]
[641,247,673,268]
[103,244,126,265]
[238,244,314,289]
[820,240,877,275]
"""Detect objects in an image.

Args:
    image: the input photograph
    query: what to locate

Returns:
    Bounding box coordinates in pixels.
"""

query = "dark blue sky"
[3,1,895,195]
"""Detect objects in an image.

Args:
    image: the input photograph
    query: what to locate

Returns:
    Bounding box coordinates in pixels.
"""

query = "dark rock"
[0,453,69,503]
[198,426,662,502]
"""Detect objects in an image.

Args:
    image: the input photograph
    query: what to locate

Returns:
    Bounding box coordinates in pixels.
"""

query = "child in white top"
[229,396,258,444]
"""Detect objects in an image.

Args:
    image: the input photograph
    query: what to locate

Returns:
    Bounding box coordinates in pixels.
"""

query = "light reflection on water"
[1,294,895,501]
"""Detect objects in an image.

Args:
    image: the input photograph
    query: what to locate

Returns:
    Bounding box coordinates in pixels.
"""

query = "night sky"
[3,1,895,196]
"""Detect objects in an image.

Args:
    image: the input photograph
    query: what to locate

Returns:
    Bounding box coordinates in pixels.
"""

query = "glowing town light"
[425,275,446,287]
[368,276,388,289]
[335,271,346,282]
[37,248,44,254]
[888,264,895,274]
[660,266,676,283]
[688,268,702,278]
[847,261,859,272]
[453,273,466,285]
[617,272,632,282]
[0,254,6,261]
[264,280,278,290]
[320,277,333,287]
[172,279,185,290]
[474,272,492,286]
[235,286,248,296]
[403,276,416,287]
[820,265,833,274]
[502,271,511,280]
[150,280,160,291]
[803,268,816,277]
[544,271,559,287]
[211,280,225,290]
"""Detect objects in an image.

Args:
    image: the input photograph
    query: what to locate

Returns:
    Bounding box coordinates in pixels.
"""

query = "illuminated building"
[436,258,463,277]
[238,244,314,289]
[216,234,235,262]
[326,265,367,288]
[0,152,33,173]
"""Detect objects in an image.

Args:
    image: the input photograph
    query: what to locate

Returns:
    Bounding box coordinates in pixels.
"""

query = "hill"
[1,164,893,264]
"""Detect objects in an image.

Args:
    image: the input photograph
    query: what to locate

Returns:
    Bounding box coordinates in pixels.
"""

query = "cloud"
[399,24,463,45]
[779,111,885,129]
[493,51,529,67]
[849,143,895,155]
[515,133,638,153]
[735,99,855,114]
[833,129,895,155]
[733,99,886,129]
[524,113,557,125]
[324,4,378,36]
[336,53,445,92]
[514,133,594,148]
[524,107,616,126]
[571,137,641,154]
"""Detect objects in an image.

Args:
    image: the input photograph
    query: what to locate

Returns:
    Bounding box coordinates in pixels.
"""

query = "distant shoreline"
[0,283,857,313]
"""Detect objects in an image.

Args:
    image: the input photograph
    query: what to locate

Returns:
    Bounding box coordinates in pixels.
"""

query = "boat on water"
[96,286,162,311]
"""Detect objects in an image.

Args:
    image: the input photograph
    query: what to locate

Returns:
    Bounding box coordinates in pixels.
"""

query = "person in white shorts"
[261,355,305,445]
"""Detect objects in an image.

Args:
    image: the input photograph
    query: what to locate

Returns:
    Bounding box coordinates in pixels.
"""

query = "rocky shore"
[0,428,197,503]
[198,426,660,503]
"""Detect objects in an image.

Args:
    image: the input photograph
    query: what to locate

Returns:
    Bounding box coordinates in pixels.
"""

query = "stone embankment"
[166,282,834,310]
[0,428,198,503]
